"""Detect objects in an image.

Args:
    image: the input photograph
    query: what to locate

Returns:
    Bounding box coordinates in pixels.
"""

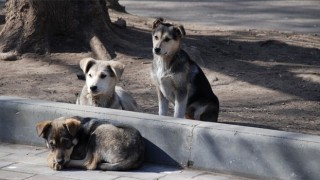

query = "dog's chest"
[85,93,122,109]
[153,62,176,101]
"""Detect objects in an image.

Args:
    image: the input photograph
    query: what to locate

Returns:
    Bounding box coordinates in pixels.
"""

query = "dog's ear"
[36,120,52,138]
[80,58,96,74]
[152,17,164,29]
[174,25,186,38]
[64,118,81,137]
[108,61,125,80]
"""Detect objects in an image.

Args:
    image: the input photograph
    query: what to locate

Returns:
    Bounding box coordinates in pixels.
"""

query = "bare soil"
[1,9,319,135]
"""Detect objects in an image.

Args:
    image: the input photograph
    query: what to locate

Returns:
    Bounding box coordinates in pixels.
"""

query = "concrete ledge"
[0,96,320,180]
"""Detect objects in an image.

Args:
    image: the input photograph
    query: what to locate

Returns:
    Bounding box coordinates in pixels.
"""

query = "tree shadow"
[111,25,320,102]
[3,18,318,108]
[48,35,91,54]
[112,26,153,59]
[0,15,4,24]
[185,33,320,102]
[46,26,320,103]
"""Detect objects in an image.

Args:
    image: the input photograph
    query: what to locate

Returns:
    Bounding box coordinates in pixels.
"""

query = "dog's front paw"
[48,154,63,170]
[52,162,63,171]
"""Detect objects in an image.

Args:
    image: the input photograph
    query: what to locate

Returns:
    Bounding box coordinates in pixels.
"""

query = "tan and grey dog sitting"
[36,116,145,171]
[76,58,138,111]
[151,18,219,122]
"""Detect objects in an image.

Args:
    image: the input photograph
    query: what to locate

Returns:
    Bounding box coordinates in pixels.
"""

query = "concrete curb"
[0,96,319,180]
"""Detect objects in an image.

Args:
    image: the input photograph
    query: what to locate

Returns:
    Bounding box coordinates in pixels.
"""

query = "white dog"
[76,58,138,111]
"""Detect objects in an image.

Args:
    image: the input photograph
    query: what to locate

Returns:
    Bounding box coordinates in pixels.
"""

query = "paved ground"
[121,0,320,34]
[0,143,253,180]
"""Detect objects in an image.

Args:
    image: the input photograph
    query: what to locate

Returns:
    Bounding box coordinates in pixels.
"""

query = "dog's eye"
[164,37,171,42]
[49,141,55,150]
[61,138,72,149]
[154,35,159,40]
[88,74,92,78]
[100,74,107,79]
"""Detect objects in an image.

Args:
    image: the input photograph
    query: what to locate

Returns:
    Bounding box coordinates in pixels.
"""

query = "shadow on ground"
[114,25,320,102]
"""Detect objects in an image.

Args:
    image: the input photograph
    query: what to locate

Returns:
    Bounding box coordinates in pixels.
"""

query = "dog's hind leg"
[199,104,219,122]
[98,154,144,171]
[67,159,87,169]
[67,153,99,170]
[83,153,100,170]
[66,152,92,169]
[98,162,122,171]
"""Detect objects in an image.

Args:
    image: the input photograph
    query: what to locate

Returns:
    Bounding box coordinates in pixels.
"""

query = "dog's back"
[184,51,219,121]
[171,50,219,121]
[78,117,145,170]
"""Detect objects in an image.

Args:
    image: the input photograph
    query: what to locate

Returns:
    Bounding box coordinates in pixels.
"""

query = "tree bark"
[0,0,123,60]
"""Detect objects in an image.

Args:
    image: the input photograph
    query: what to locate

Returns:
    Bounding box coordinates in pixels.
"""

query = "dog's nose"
[154,48,161,54]
[56,158,64,165]
[90,85,97,91]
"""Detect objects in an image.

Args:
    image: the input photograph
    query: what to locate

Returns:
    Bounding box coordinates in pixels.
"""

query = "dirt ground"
[0,8,319,135]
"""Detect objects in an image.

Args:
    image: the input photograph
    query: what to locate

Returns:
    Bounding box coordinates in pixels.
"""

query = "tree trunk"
[0,0,123,60]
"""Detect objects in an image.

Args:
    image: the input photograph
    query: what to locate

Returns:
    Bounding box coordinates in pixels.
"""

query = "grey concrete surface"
[0,143,252,180]
[120,0,320,34]
[1,96,320,180]
[190,122,320,180]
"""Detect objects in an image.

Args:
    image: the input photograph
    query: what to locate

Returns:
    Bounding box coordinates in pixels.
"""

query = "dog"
[151,18,219,122]
[76,58,138,111]
[36,116,145,171]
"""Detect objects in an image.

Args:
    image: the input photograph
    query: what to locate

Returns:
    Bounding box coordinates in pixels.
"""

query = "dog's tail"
[98,152,145,171]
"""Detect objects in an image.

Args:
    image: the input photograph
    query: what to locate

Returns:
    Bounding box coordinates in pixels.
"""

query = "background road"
[121,0,320,34]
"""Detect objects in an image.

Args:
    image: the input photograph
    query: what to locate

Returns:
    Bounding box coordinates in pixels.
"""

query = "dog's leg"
[47,152,63,170]
[199,103,219,122]
[174,97,187,118]
[66,153,97,170]
[174,87,188,118]
[193,104,207,120]
[67,159,87,169]
[157,88,169,116]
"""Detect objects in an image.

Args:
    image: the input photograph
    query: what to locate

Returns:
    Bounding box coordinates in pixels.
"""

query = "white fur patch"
[86,64,117,95]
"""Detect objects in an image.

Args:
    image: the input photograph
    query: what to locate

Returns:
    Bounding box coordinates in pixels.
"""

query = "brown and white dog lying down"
[76,58,138,111]
[36,116,145,171]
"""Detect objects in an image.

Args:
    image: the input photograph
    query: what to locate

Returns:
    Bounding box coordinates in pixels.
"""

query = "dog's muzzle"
[90,85,98,93]
[55,157,64,165]
[154,48,161,55]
